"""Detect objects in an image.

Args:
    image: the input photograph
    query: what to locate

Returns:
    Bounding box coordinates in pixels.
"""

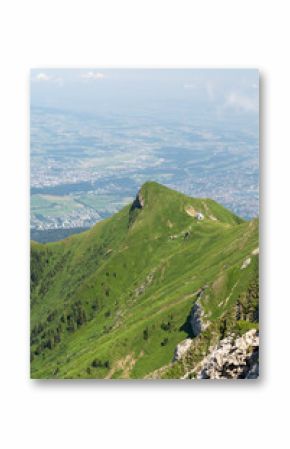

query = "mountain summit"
[31,182,259,379]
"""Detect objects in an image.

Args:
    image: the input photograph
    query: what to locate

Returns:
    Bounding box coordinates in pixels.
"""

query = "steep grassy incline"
[30,182,258,379]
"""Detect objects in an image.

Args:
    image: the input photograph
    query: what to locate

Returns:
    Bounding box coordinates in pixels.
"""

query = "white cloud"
[35,72,51,81]
[81,71,106,80]
[33,72,63,86]
[224,92,258,112]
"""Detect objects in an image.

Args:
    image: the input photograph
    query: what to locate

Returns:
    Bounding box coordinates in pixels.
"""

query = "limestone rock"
[130,190,145,211]
[241,257,251,269]
[196,329,259,379]
[252,247,259,256]
[173,338,192,361]
[190,300,209,337]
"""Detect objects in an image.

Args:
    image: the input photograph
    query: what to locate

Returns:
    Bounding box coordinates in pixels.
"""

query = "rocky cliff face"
[128,190,145,227]
[169,280,259,380]
[130,190,145,211]
[173,338,192,361]
[195,329,259,379]
[172,295,209,361]
[190,296,209,337]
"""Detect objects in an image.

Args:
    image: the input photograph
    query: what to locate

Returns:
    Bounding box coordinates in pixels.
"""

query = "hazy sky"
[31,68,259,127]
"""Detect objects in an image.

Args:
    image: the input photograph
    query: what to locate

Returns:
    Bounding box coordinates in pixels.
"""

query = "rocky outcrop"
[196,329,259,379]
[130,190,145,211]
[134,270,155,297]
[190,299,209,337]
[173,338,192,361]
[185,206,204,220]
[241,257,251,269]
[172,296,209,363]
[129,190,145,227]
[245,350,259,378]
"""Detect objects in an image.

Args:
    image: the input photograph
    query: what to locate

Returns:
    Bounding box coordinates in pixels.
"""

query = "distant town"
[31,106,259,234]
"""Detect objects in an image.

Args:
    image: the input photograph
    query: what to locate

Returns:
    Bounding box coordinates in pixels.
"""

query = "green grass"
[30,182,259,379]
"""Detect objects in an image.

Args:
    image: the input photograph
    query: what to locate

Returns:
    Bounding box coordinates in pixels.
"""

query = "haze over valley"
[30,69,259,240]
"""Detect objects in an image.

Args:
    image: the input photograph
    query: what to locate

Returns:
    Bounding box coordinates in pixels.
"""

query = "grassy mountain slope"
[30,182,259,379]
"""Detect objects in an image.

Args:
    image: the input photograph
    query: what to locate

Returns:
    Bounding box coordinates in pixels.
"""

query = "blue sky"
[30,69,259,125]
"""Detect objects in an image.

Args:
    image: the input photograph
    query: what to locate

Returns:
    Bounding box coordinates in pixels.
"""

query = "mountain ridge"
[30,181,259,379]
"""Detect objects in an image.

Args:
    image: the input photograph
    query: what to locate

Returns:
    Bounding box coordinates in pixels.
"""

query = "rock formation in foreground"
[194,329,259,379]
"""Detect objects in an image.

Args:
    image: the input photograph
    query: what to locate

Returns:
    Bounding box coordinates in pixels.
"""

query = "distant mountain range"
[31,182,259,379]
